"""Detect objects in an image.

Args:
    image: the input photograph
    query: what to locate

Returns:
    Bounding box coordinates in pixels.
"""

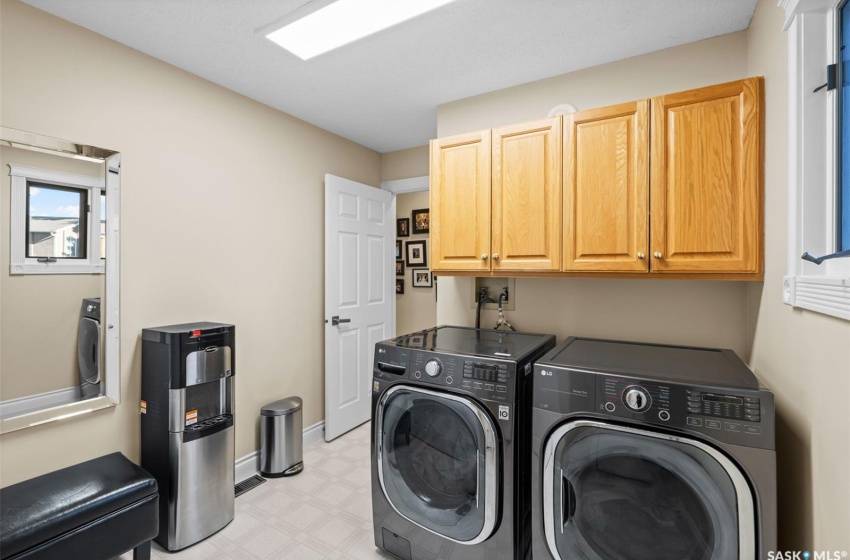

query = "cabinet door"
[430,131,492,272]
[491,117,562,271]
[563,100,649,272]
[650,77,763,274]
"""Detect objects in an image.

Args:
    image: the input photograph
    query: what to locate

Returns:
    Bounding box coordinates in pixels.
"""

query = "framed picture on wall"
[396,261,405,276]
[395,240,402,259]
[412,208,430,234]
[405,239,427,267]
[396,218,410,237]
[396,279,404,294]
[412,269,432,287]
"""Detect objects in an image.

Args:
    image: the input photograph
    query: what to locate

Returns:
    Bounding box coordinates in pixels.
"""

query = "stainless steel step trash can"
[260,396,304,477]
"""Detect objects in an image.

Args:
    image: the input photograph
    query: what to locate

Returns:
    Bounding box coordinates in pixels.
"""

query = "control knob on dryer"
[424,359,443,378]
[623,386,651,412]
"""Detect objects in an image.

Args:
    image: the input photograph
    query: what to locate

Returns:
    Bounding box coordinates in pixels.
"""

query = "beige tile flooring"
[125,422,393,559]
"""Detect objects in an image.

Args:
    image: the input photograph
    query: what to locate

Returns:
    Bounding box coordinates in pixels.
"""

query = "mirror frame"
[0,126,121,433]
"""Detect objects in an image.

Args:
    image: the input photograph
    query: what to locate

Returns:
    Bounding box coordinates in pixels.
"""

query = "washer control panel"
[460,360,512,400]
[373,343,515,402]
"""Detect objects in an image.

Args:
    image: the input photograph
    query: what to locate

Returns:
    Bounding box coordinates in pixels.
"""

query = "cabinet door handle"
[653,252,663,259]
[492,253,500,261]
[637,252,645,260]
[481,254,489,260]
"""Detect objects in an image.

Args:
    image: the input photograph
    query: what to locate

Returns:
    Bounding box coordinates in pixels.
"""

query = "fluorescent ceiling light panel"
[266,0,458,60]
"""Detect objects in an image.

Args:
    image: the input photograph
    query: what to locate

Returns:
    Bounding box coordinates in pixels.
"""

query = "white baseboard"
[0,386,80,419]
[235,420,325,483]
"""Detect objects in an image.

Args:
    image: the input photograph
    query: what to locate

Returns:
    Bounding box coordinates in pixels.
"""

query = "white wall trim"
[783,0,850,321]
[0,386,79,419]
[380,176,429,194]
[235,420,327,483]
[779,0,835,30]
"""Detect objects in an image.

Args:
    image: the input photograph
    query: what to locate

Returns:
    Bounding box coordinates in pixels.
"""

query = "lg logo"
[540,369,552,377]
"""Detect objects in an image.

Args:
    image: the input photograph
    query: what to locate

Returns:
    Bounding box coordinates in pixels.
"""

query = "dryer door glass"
[543,422,755,560]
[377,386,498,544]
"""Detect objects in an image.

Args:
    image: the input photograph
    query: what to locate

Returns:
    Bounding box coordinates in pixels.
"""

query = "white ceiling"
[22,0,758,153]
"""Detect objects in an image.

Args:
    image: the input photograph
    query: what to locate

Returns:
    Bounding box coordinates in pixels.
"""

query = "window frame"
[782,0,850,321]
[8,164,105,274]
[24,181,88,260]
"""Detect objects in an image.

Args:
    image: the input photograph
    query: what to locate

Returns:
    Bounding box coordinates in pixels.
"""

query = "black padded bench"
[0,452,158,560]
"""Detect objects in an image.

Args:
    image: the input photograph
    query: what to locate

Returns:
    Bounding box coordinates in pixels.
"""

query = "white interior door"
[324,174,395,442]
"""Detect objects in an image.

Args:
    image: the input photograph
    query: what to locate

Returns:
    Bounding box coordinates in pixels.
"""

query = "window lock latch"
[813,64,837,93]
[801,249,850,265]
[36,257,57,263]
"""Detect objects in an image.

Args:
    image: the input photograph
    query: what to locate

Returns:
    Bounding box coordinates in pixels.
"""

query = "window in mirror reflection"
[25,182,88,259]
[9,164,105,275]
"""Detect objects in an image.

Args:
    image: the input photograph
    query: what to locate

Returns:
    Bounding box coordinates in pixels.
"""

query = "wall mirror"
[0,127,120,434]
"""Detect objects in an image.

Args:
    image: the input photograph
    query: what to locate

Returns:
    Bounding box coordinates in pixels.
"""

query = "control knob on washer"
[623,386,651,412]
[424,359,442,378]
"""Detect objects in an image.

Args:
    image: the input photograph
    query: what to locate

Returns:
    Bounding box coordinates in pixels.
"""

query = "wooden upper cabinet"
[650,77,763,274]
[491,117,562,271]
[430,130,492,272]
[563,100,649,272]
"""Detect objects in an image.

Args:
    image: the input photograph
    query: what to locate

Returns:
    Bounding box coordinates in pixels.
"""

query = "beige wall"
[746,0,850,549]
[395,191,436,334]
[436,31,753,358]
[381,145,429,182]
[381,145,435,335]
[0,145,105,400]
[0,0,380,486]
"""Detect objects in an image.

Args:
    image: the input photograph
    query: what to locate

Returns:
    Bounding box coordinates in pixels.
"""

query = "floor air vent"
[235,475,266,497]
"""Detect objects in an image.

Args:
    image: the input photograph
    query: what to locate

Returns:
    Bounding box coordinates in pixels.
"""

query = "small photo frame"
[396,218,410,237]
[412,208,430,234]
[395,278,405,294]
[406,239,427,267]
[395,240,402,260]
[395,261,405,276]
[412,269,432,287]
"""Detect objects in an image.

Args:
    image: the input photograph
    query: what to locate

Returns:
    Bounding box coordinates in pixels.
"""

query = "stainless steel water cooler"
[141,322,235,551]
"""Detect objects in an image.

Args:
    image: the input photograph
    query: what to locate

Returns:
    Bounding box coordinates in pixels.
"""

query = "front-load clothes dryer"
[77,297,101,399]
[372,326,555,560]
[531,337,776,560]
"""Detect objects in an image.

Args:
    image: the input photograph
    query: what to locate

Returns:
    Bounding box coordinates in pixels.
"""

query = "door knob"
[481,254,489,260]
[331,316,351,326]
[637,252,645,260]
[653,252,663,259]
[492,253,500,261]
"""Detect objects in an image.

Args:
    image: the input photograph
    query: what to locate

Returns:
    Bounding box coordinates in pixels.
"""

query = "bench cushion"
[0,452,158,559]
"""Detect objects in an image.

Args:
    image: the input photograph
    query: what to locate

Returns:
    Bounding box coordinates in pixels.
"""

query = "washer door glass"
[377,386,498,543]
[543,422,754,560]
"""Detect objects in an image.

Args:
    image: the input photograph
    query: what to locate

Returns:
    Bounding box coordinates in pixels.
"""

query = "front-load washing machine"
[77,297,101,399]
[531,337,776,560]
[371,326,555,560]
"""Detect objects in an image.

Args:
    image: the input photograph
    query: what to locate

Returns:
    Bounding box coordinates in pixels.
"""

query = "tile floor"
[123,422,393,559]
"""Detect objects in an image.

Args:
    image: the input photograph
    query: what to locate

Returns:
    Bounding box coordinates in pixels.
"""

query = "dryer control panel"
[581,374,776,450]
